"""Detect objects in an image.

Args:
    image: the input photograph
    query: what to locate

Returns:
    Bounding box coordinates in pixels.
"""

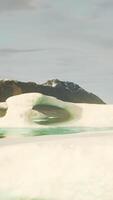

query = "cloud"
[0,48,46,56]
[98,0,113,8]
[90,0,113,19]
[0,0,38,12]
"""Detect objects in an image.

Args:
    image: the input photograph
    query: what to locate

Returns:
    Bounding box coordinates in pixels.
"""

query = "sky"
[0,0,113,103]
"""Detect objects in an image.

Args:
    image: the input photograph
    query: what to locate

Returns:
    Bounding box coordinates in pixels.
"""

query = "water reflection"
[0,127,113,138]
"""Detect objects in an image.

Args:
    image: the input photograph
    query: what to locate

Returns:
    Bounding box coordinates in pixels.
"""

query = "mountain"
[0,79,105,104]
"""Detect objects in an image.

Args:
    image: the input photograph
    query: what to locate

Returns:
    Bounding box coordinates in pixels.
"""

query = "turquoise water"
[0,127,113,138]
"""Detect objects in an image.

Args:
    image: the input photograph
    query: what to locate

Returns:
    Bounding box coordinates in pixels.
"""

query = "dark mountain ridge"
[0,79,105,104]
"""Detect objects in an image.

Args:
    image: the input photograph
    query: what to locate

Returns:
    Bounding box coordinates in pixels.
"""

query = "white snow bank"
[0,133,113,200]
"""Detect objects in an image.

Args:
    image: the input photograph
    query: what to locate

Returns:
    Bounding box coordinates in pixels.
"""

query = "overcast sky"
[0,0,113,103]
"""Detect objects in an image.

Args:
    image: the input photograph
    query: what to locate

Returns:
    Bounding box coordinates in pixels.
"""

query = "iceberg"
[0,93,113,137]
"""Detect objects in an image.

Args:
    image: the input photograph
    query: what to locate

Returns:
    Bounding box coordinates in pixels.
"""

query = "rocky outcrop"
[0,102,7,117]
[0,79,105,104]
